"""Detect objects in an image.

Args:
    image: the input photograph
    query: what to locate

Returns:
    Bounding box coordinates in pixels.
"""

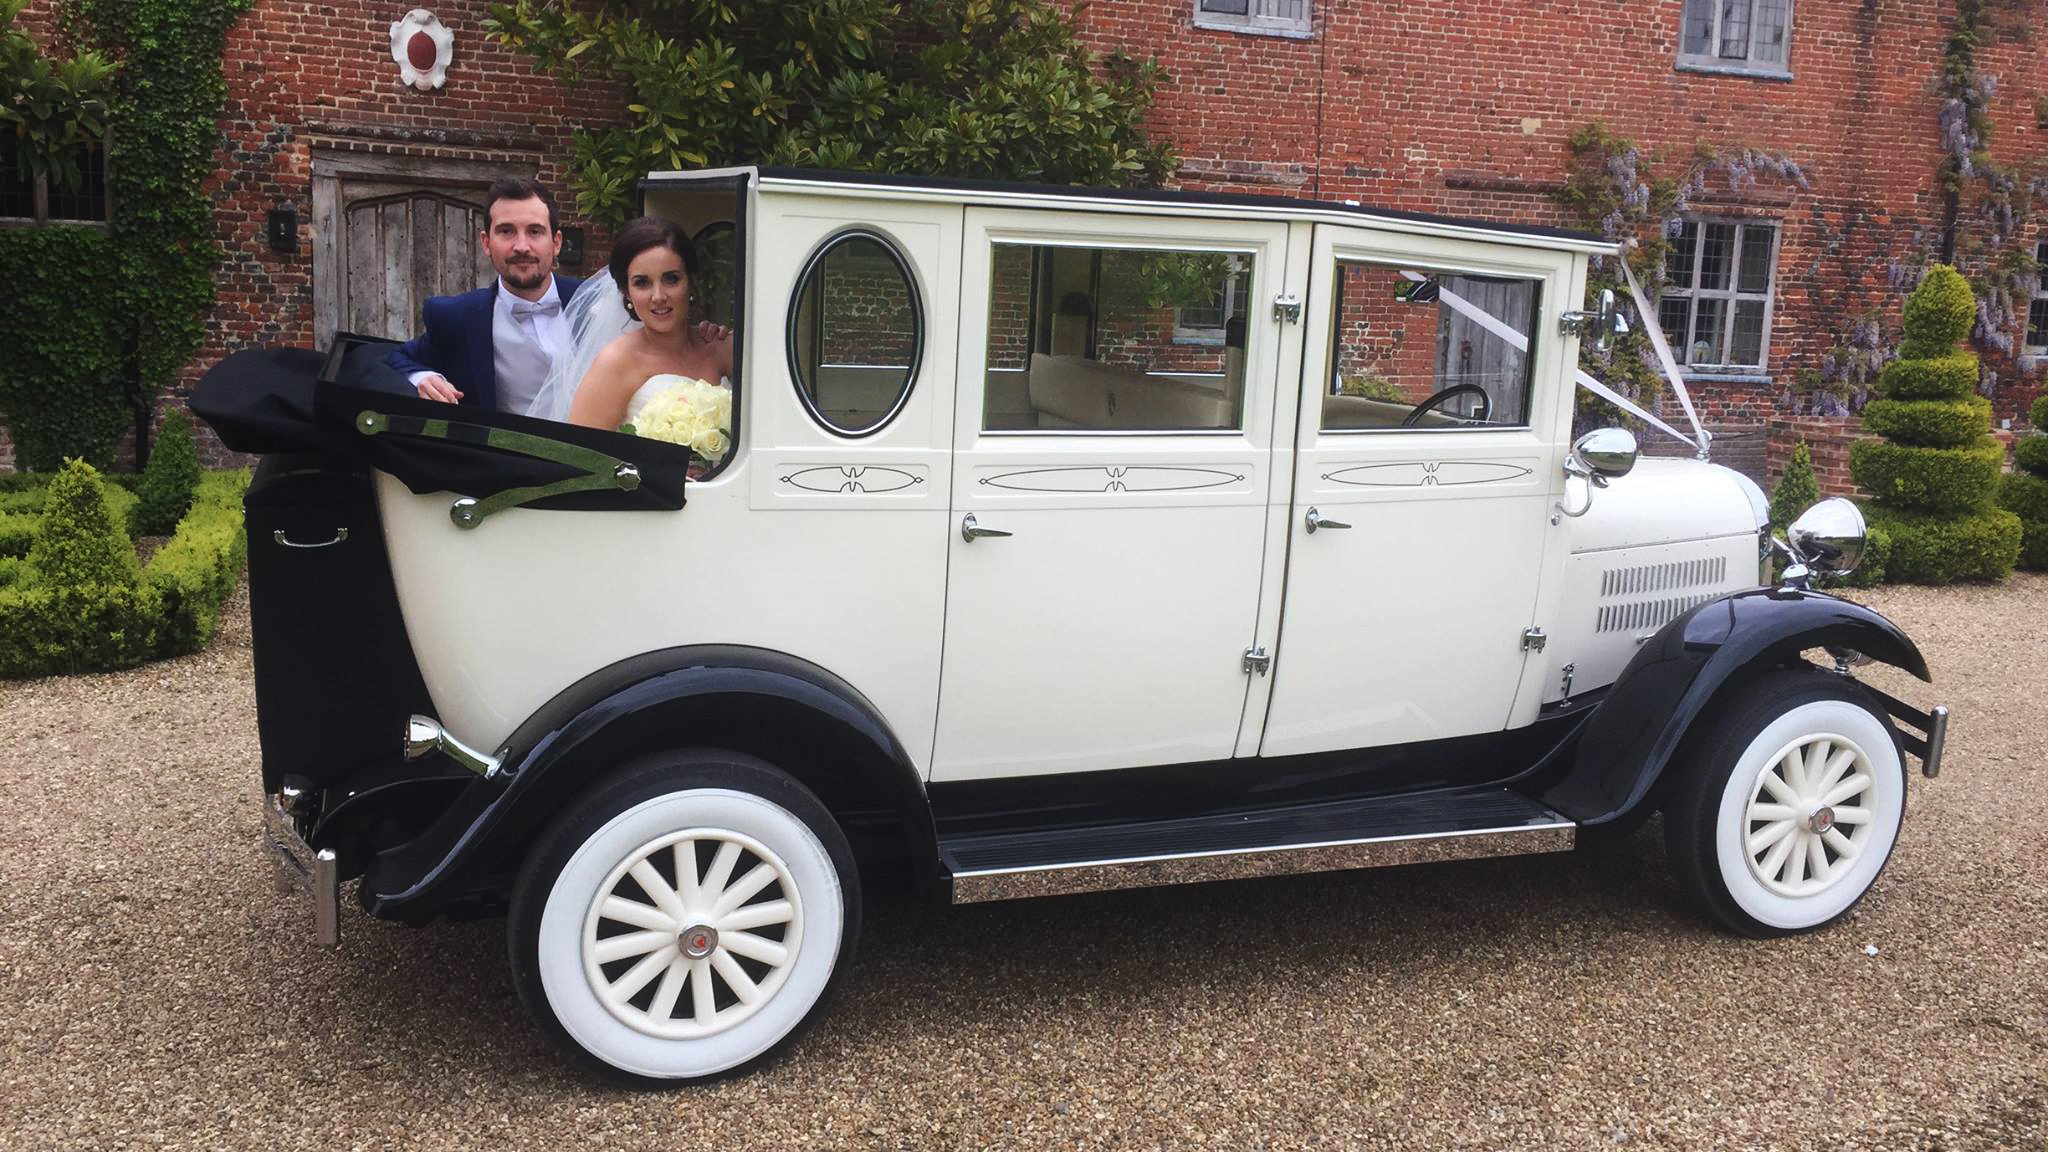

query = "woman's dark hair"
[608,216,699,291]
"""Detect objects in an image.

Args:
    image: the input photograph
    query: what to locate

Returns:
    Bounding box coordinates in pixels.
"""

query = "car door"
[1257,225,1577,759]
[929,208,1292,782]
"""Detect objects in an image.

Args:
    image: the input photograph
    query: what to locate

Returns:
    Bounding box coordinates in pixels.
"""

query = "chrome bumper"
[264,788,340,947]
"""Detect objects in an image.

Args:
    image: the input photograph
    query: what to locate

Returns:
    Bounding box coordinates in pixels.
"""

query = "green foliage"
[131,408,200,535]
[1,0,117,190]
[486,0,1177,226]
[1338,369,1406,403]
[1900,264,1976,349]
[0,510,35,559]
[0,227,129,468]
[2000,470,2048,569]
[0,0,252,468]
[141,468,246,652]
[2016,434,2048,477]
[1859,396,1993,448]
[2030,393,2048,431]
[0,467,246,678]
[1849,436,2004,513]
[1768,442,1821,531]
[25,458,136,587]
[1866,505,2023,584]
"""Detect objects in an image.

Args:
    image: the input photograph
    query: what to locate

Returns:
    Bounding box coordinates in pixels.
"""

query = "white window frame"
[1191,0,1312,40]
[1676,0,1794,78]
[1660,216,1781,374]
[2027,239,2048,353]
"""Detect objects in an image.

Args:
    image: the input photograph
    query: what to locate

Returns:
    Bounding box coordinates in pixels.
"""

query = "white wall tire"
[508,752,859,1085]
[1665,670,1907,937]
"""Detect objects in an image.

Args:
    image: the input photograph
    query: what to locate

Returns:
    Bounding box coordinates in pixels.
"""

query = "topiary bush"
[2017,435,2048,477]
[1847,436,2005,511]
[1769,441,1821,531]
[131,409,202,537]
[0,465,249,679]
[1849,263,2019,582]
[1860,395,1992,447]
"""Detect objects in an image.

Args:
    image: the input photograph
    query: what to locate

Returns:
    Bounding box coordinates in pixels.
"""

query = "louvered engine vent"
[1595,556,1728,634]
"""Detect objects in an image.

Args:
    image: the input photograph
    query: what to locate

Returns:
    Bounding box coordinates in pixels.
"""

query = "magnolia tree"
[486,0,1177,225]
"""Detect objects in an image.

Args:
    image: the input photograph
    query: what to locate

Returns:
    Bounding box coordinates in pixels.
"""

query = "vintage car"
[193,167,1948,1086]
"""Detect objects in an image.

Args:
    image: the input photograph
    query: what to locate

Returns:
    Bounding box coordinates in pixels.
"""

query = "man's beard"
[503,260,549,291]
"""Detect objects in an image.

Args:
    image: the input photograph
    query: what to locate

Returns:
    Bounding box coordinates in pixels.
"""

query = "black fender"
[1540,587,1930,826]
[359,645,937,920]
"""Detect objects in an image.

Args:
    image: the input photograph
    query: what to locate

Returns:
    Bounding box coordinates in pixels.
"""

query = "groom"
[388,177,584,415]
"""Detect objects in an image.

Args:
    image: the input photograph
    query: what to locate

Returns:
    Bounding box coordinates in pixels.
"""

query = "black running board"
[941,787,1575,903]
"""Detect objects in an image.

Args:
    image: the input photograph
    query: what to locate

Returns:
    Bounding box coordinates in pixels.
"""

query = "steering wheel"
[1401,383,1492,427]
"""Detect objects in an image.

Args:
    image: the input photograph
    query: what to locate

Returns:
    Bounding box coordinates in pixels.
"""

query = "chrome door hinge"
[1272,294,1302,324]
[1520,627,1547,653]
[1242,646,1271,676]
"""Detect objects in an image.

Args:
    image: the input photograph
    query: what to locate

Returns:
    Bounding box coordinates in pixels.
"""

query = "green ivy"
[0,0,251,471]
[485,0,1177,226]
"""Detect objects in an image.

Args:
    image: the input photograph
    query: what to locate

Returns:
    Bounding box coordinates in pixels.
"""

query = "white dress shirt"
[407,276,570,410]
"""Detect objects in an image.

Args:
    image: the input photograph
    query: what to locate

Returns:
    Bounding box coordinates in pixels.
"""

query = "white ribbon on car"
[1399,263,1711,457]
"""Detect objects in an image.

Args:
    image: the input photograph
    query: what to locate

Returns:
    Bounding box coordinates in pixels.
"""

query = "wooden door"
[318,182,492,346]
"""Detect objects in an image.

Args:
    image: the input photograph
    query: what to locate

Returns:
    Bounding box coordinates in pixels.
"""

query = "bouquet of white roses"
[625,376,732,465]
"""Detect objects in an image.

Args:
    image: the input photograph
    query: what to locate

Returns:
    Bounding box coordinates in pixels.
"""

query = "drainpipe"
[124,332,150,470]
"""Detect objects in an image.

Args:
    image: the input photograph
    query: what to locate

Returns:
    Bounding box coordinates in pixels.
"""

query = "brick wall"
[1767,416,1876,499]
[10,1,2048,474]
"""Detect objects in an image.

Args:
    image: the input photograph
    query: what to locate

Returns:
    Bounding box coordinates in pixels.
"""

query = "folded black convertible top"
[190,343,689,515]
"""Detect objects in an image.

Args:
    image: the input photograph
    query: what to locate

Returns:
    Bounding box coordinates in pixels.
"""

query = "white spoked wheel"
[510,753,858,1085]
[1738,733,1881,900]
[1667,670,1906,937]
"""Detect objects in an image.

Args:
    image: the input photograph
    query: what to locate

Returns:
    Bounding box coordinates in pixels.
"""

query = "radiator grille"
[1595,556,1730,635]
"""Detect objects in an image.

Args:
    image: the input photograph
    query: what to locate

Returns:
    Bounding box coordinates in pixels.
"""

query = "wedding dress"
[526,277,728,425]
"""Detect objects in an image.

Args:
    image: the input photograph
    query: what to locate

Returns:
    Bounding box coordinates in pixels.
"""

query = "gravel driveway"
[2,576,2044,1151]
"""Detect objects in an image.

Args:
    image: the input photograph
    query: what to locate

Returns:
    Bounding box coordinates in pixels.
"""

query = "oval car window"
[788,232,921,436]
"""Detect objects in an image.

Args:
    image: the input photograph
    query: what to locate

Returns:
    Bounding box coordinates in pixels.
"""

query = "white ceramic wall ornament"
[391,9,454,92]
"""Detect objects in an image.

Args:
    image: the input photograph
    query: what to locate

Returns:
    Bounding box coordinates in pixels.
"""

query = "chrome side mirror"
[1561,288,1632,353]
[1554,427,1638,522]
[1779,497,1866,586]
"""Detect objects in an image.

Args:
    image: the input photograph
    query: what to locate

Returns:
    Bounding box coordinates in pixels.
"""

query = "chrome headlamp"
[1778,497,1867,585]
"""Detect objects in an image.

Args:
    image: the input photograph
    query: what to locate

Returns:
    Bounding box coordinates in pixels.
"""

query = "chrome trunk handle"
[961,514,1012,543]
[273,528,349,548]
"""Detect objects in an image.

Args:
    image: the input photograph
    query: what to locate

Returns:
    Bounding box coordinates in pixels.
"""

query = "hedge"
[0,467,250,679]
[2016,435,2048,478]
[1875,354,1980,401]
[0,512,34,560]
[1866,505,2024,584]
[2001,471,2048,569]
[1860,396,1993,449]
[1848,436,2005,513]
[0,482,134,548]
[143,471,249,653]
[2033,394,2048,431]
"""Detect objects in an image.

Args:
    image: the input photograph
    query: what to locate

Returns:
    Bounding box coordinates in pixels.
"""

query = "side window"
[1658,218,1778,370]
[983,241,1252,432]
[1677,0,1792,76]
[788,230,921,436]
[2030,239,2048,352]
[1321,260,1540,432]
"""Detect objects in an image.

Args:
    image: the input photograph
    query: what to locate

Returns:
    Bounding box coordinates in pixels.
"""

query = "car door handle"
[1304,507,1351,533]
[961,513,1013,543]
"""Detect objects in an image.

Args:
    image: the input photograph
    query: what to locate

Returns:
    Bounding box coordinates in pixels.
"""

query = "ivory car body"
[198,168,1948,1086]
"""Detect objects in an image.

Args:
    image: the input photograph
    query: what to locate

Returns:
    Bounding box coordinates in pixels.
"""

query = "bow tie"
[511,298,561,319]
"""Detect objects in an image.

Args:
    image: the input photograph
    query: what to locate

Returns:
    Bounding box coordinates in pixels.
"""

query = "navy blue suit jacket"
[386,276,585,412]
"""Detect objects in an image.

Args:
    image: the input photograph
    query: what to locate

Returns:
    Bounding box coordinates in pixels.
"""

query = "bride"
[528,216,733,433]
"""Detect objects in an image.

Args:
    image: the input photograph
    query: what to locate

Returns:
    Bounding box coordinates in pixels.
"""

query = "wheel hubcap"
[580,828,803,1040]
[1743,733,1877,898]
